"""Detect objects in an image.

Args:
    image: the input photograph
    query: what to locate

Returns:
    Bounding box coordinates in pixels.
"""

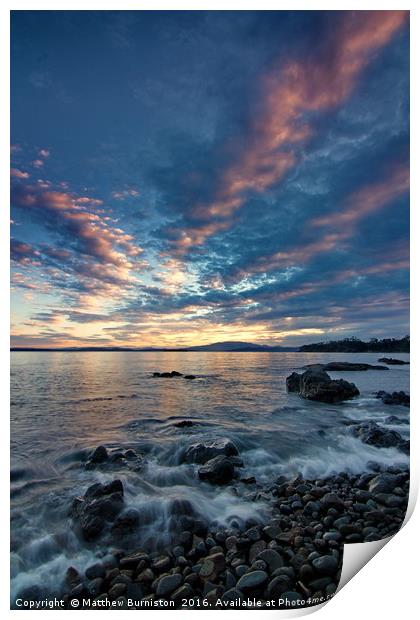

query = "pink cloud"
[11,168,30,179]
[169,10,408,254]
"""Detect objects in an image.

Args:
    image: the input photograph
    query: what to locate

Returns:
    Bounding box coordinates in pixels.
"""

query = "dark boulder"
[89,445,108,463]
[351,421,407,453]
[376,390,410,407]
[368,472,406,495]
[198,455,235,485]
[71,479,125,541]
[378,358,409,365]
[153,370,183,377]
[286,369,359,403]
[184,375,197,380]
[183,438,239,464]
[305,362,387,371]
[286,372,301,392]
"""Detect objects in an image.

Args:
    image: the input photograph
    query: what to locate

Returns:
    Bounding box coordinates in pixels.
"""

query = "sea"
[10,351,410,599]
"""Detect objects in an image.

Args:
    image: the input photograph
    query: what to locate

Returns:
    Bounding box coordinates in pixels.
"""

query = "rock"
[89,445,108,463]
[111,509,140,536]
[66,566,82,590]
[71,480,124,541]
[184,375,197,380]
[119,551,148,569]
[87,578,104,597]
[198,455,235,484]
[286,369,359,403]
[84,479,124,499]
[279,591,305,604]
[306,362,388,371]
[249,540,266,563]
[86,563,106,580]
[151,556,171,572]
[286,372,301,392]
[351,421,407,452]
[266,576,292,598]
[174,420,195,428]
[312,554,339,576]
[183,438,239,464]
[368,472,405,494]
[221,588,244,603]
[199,553,225,581]
[376,391,410,406]
[171,584,195,601]
[155,573,182,597]
[320,493,344,512]
[109,583,127,599]
[236,570,269,591]
[257,549,283,573]
[378,358,409,365]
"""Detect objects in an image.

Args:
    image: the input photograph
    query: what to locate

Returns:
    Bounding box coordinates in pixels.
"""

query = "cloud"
[111,189,140,200]
[166,10,408,255]
[232,160,409,278]
[11,168,30,179]
[11,239,40,265]
[11,183,146,303]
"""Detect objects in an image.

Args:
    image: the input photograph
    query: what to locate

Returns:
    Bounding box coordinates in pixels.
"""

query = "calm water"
[10,351,410,597]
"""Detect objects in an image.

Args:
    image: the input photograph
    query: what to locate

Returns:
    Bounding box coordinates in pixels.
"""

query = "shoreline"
[15,466,409,610]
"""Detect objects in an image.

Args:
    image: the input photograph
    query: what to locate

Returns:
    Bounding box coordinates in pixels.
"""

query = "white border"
[2,2,417,619]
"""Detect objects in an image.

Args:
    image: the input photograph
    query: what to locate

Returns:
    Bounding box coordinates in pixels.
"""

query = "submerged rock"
[286,369,359,403]
[378,357,409,365]
[70,479,125,541]
[153,370,183,378]
[376,390,410,407]
[89,445,108,463]
[305,362,388,371]
[351,421,408,453]
[183,438,239,464]
[198,455,235,484]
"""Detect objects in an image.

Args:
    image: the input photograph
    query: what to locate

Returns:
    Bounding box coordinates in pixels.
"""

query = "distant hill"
[299,336,410,353]
[184,341,297,352]
[11,341,298,352]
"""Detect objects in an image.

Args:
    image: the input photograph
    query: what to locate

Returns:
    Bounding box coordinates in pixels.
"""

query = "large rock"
[236,570,269,591]
[198,455,235,485]
[368,472,406,494]
[70,479,124,541]
[286,369,359,403]
[183,438,239,464]
[351,421,407,453]
[286,372,301,392]
[305,362,388,371]
[312,554,339,576]
[376,391,410,407]
[378,358,409,365]
[155,574,182,597]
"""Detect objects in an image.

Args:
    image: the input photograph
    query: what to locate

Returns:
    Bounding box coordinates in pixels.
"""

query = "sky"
[10,10,409,348]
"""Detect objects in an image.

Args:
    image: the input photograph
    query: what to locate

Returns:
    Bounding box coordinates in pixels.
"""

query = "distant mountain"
[11,340,298,352]
[184,341,297,352]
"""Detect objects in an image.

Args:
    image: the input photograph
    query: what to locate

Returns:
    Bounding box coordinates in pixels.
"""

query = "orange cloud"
[170,10,407,254]
[11,168,30,179]
[235,161,409,278]
[311,163,409,228]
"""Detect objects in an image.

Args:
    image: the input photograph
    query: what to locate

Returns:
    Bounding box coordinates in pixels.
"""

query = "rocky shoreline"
[17,465,409,610]
[13,365,410,610]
